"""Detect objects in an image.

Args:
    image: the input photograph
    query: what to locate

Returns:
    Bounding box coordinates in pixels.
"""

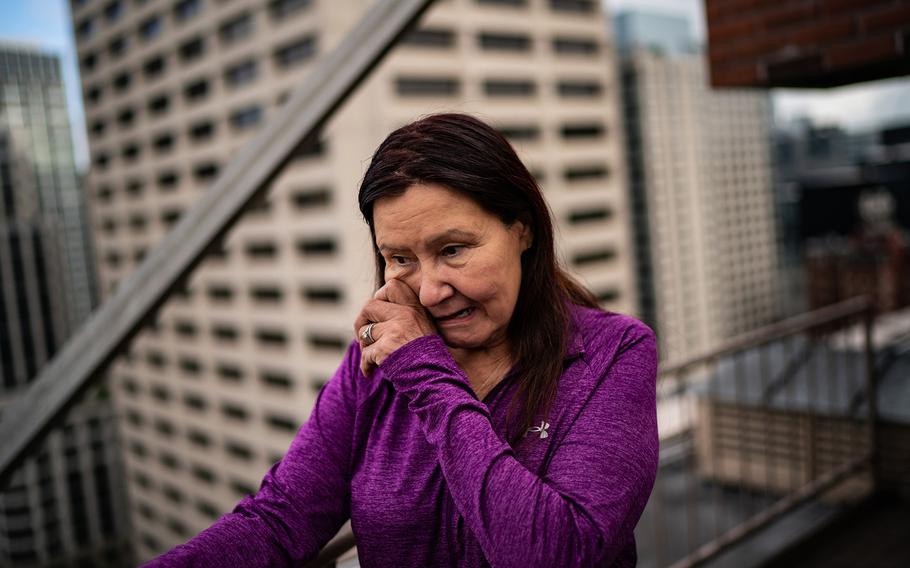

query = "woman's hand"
[354,279,436,376]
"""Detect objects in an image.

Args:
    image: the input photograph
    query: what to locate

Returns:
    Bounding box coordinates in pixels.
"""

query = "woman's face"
[373,183,531,351]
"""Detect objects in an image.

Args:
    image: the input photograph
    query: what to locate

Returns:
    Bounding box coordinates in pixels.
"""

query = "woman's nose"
[417,268,454,308]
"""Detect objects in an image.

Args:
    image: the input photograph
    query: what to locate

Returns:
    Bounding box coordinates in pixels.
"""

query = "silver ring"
[361,322,376,345]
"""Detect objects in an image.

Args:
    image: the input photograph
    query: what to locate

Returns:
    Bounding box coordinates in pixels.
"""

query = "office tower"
[616,11,780,363]
[0,44,130,567]
[70,0,635,559]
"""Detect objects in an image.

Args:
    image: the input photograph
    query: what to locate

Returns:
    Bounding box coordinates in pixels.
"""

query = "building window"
[196,500,219,519]
[221,403,248,421]
[183,78,209,103]
[219,12,253,45]
[160,208,182,227]
[596,288,620,303]
[557,80,603,97]
[187,429,212,447]
[255,328,288,347]
[116,107,136,128]
[230,105,262,130]
[122,142,142,162]
[183,393,208,412]
[273,35,317,70]
[175,321,197,338]
[296,237,336,257]
[126,179,144,198]
[207,283,234,302]
[498,125,540,141]
[103,1,123,22]
[150,384,172,403]
[564,164,608,181]
[401,28,455,48]
[571,247,616,267]
[113,71,132,93]
[81,51,98,72]
[223,59,258,88]
[194,162,219,183]
[251,285,283,303]
[76,17,95,40]
[245,240,277,258]
[157,170,180,190]
[552,36,599,55]
[478,32,531,51]
[143,55,167,78]
[153,132,175,154]
[216,363,244,382]
[301,285,342,305]
[159,451,180,470]
[191,465,217,484]
[212,324,239,342]
[260,370,293,390]
[307,333,346,351]
[549,0,596,13]
[108,35,129,59]
[291,186,331,209]
[483,79,536,97]
[147,93,170,115]
[396,77,460,96]
[179,36,205,63]
[86,85,103,106]
[139,15,163,41]
[567,206,612,225]
[560,123,605,139]
[266,414,297,433]
[94,151,111,170]
[173,0,202,23]
[189,119,215,142]
[179,356,203,376]
[90,119,107,136]
[225,440,253,460]
[268,0,311,20]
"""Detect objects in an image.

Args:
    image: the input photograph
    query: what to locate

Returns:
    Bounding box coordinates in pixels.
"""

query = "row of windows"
[82,29,313,100]
[125,404,298,445]
[401,28,602,56]
[496,122,607,143]
[395,77,605,98]
[79,5,315,82]
[76,0,310,42]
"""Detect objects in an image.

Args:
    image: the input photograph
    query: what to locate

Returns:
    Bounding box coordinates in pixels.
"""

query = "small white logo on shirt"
[525,421,550,439]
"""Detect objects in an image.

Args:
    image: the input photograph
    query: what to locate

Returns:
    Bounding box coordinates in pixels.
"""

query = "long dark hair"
[358,113,599,441]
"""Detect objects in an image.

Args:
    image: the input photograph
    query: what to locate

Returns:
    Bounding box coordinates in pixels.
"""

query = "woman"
[147,114,658,567]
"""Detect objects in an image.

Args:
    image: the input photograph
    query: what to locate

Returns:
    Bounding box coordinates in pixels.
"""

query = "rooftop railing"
[639,296,877,568]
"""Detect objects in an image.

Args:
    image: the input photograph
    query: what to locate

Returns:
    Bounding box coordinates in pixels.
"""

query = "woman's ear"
[518,222,533,252]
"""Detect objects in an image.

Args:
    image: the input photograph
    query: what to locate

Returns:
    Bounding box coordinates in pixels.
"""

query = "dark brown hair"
[358,113,599,441]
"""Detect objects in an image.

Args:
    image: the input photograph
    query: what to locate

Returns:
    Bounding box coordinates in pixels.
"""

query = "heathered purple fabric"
[144,305,658,567]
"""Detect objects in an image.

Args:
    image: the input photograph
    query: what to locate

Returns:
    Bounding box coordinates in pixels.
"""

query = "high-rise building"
[616,10,780,363]
[69,0,635,559]
[0,44,130,567]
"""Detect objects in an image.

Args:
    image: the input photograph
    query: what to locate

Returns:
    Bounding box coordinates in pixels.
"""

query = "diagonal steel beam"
[0,0,437,482]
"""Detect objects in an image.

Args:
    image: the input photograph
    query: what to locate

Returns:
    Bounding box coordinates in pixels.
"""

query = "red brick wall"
[706,0,910,87]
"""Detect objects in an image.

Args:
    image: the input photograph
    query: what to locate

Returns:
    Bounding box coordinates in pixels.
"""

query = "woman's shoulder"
[568,305,656,365]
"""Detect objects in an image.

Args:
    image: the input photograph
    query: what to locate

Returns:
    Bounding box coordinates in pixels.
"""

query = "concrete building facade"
[617,12,780,364]
[70,0,636,559]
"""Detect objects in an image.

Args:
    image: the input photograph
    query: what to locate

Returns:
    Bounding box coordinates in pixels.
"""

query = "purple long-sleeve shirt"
[145,305,659,567]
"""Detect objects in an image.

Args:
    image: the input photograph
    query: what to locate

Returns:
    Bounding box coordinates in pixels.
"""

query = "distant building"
[70,0,636,559]
[788,124,910,313]
[0,44,129,566]
[616,10,780,363]
[614,10,697,55]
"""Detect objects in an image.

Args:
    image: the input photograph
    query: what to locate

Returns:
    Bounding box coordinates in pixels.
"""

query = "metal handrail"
[0,0,438,485]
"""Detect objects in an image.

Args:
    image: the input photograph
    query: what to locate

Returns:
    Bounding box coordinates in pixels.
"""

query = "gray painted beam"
[0,0,436,482]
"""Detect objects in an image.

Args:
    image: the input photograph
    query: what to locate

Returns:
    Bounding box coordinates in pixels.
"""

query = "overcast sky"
[1,0,909,171]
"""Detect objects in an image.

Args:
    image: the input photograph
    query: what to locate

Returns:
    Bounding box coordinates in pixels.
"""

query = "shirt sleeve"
[378,324,659,567]
[142,342,362,568]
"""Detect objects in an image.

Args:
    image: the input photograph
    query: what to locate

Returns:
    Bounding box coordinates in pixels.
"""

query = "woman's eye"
[441,246,462,257]
[391,256,410,266]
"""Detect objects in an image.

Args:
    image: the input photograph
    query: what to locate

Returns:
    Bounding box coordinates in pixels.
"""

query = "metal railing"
[638,296,877,568]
